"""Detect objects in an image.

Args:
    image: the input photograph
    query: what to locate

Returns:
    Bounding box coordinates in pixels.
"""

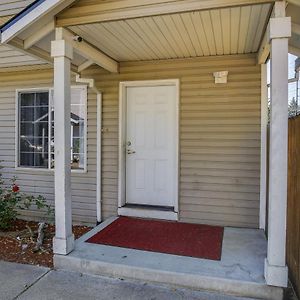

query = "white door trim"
[118,207,178,221]
[118,79,180,220]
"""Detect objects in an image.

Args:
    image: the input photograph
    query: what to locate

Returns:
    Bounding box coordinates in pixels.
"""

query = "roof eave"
[0,0,75,44]
[0,0,46,33]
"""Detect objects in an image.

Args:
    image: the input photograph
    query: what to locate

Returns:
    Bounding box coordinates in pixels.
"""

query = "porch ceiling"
[69,3,272,62]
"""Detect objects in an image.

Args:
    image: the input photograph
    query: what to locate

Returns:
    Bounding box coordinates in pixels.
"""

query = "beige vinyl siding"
[0,15,13,26]
[0,45,46,68]
[0,69,97,225]
[0,1,47,71]
[0,0,35,17]
[83,53,261,228]
[0,53,261,228]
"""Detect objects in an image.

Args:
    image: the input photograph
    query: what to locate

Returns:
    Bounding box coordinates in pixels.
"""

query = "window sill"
[15,167,88,174]
[15,167,52,173]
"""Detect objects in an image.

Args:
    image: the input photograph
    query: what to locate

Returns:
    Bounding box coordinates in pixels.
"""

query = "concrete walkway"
[0,261,259,300]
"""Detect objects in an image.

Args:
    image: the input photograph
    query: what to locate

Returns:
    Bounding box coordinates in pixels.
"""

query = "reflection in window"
[18,87,87,170]
[50,88,86,170]
[19,92,49,168]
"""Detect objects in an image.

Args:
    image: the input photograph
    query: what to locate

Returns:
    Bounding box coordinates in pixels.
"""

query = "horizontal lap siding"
[84,54,261,227]
[0,69,97,225]
[0,15,12,25]
[0,0,35,17]
[0,54,261,228]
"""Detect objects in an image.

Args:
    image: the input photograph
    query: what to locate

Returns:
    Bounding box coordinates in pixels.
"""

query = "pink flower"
[12,185,19,193]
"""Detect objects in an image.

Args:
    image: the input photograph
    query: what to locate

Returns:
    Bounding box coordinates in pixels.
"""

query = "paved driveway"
[0,260,271,300]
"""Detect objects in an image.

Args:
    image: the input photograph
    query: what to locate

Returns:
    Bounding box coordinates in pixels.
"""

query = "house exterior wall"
[0,53,261,228]
[0,1,46,69]
[0,0,35,18]
[0,0,34,26]
[84,53,261,228]
[0,69,98,225]
[0,15,13,26]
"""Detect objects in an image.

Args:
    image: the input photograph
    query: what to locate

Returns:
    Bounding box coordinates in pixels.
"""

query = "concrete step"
[54,254,283,300]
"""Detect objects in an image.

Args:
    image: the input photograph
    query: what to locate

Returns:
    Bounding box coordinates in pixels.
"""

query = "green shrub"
[0,166,54,230]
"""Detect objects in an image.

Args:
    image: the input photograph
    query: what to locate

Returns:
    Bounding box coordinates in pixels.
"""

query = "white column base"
[264,258,288,287]
[53,234,75,255]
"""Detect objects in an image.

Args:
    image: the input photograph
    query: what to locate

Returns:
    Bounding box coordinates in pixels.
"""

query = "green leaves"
[0,167,54,230]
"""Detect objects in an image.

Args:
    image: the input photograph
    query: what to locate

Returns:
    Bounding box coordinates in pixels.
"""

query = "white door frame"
[118,79,180,219]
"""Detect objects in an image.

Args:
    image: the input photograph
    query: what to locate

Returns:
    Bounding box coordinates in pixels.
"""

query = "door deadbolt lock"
[127,149,136,154]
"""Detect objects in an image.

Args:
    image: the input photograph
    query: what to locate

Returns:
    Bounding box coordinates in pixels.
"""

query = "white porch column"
[264,2,291,287]
[51,30,74,255]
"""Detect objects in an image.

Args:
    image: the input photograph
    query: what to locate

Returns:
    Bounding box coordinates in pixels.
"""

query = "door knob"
[127,149,136,154]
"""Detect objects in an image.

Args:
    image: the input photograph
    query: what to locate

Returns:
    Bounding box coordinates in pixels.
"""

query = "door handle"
[127,149,136,155]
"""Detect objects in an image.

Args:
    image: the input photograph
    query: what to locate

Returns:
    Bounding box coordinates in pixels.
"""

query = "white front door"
[125,85,177,207]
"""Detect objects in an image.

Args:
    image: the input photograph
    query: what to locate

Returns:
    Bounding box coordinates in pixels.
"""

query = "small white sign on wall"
[213,71,228,84]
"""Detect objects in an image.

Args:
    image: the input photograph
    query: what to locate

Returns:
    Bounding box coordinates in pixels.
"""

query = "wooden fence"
[287,115,300,297]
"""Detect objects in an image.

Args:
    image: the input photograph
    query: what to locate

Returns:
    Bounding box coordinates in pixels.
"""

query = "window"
[70,88,86,170]
[18,91,49,168]
[267,54,300,119]
[17,87,87,171]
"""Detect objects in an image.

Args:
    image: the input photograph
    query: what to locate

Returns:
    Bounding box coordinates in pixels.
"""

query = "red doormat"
[86,217,224,260]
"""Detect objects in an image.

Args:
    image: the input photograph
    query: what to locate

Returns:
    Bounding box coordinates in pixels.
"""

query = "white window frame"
[15,85,88,173]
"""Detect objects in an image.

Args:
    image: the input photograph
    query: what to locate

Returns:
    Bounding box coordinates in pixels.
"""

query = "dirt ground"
[0,219,91,268]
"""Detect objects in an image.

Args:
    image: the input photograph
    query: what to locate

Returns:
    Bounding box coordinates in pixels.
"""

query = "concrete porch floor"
[54,217,283,300]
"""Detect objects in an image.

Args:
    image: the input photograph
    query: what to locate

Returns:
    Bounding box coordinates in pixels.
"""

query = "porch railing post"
[51,28,74,255]
[265,1,291,287]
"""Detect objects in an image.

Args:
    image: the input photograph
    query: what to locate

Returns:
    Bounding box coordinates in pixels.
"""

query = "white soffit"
[69,3,272,62]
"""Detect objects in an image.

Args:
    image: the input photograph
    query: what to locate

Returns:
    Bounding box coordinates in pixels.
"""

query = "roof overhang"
[0,0,119,73]
[0,0,298,73]
[0,0,75,43]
